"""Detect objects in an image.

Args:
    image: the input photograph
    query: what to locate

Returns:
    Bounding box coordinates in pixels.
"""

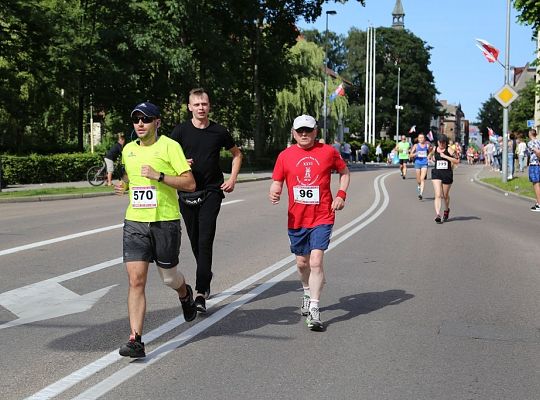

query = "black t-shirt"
[105,142,123,161]
[170,120,235,190]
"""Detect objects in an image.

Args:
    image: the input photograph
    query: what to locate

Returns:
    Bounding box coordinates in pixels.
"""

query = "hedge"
[1,150,279,185]
[0,153,102,185]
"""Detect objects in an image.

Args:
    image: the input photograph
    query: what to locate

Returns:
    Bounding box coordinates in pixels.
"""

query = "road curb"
[472,169,533,203]
[0,176,272,204]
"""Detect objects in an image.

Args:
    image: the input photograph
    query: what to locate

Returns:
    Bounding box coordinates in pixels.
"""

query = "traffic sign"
[527,120,535,128]
[494,84,518,108]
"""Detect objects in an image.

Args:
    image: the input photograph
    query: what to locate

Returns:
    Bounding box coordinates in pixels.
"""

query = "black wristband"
[158,172,165,182]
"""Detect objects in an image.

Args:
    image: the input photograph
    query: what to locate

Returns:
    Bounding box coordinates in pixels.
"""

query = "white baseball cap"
[293,115,317,130]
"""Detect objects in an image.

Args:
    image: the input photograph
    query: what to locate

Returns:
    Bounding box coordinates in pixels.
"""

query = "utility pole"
[501,0,511,182]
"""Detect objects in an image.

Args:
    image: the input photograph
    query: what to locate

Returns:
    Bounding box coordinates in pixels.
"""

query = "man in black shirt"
[104,133,126,186]
[170,88,243,313]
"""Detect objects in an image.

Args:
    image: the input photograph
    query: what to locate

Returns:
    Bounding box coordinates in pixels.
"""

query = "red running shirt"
[272,143,346,229]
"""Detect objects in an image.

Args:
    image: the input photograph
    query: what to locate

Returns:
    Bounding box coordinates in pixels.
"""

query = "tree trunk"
[77,78,84,152]
[253,16,264,161]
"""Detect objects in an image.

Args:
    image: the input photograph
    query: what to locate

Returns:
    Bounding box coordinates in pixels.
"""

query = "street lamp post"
[395,66,403,142]
[323,10,337,143]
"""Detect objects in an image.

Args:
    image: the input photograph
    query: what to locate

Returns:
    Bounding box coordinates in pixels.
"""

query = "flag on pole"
[329,83,346,101]
[487,127,494,137]
[408,125,416,134]
[475,39,500,63]
[427,130,434,142]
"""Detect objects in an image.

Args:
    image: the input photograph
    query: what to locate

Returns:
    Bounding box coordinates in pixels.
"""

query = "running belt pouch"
[179,189,208,206]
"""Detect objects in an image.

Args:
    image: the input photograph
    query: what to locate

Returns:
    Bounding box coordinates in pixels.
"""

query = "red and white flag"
[408,125,416,134]
[427,130,434,142]
[475,39,500,63]
[329,83,346,101]
[487,127,495,137]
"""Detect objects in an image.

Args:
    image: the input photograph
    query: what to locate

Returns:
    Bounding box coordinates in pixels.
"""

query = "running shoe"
[180,284,197,322]
[306,308,323,331]
[194,295,207,313]
[402,175,406,180]
[119,334,145,358]
[418,194,423,200]
[434,215,442,224]
[530,204,540,212]
[443,208,450,221]
[301,295,310,316]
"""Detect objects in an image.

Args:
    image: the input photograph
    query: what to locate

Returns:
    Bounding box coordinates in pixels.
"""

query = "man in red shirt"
[269,115,350,331]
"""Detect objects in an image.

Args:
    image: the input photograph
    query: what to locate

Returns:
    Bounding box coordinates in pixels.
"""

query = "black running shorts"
[123,220,181,268]
[431,169,453,185]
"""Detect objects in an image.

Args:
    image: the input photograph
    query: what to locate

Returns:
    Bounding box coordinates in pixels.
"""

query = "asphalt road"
[1,164,539,400]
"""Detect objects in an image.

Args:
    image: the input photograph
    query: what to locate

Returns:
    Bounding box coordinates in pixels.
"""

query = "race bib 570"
[131,186,157,208]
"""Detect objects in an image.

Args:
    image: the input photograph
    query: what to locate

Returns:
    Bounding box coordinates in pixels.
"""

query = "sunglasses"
[296,127,315,134]
[131,115,155,124]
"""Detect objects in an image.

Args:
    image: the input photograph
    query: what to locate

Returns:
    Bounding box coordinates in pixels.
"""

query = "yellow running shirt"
[122,135,190,222]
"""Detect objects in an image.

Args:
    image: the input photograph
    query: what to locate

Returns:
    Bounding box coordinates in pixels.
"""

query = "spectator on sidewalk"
[517,136,527,173]
[360,142,369,165]
[104,133,126,186]
[527,129,540,212]
[375,143,383,162]
[342,141,352,164]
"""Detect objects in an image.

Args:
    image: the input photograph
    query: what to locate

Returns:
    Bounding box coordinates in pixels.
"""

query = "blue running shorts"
[288,224,333,256]
[414,160,428,169]
[529,165,540,183]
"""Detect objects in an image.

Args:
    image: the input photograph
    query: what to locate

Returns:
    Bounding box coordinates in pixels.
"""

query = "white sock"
[303,286,310,297]
[309,299,319,311]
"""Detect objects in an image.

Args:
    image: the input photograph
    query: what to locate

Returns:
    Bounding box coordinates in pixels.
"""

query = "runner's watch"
[158,172,165,182]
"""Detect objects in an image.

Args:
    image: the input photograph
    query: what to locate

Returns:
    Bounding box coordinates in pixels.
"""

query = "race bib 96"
[293,185,320,204]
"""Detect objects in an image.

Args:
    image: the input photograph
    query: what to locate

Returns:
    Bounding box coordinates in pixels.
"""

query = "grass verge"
[0,186,114,198]
[481,176,535,199]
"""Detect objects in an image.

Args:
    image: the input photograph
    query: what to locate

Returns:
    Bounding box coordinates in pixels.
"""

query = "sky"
[298,0,537,122]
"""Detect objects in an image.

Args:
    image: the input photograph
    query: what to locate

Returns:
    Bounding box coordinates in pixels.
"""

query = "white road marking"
[0,225,123,257]
[26,172,394,400]
[70,172,394,400]
[0,199,244,257]
[0,258,122,330]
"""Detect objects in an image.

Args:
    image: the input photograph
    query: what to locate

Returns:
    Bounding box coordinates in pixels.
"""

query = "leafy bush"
[1,153,102,184]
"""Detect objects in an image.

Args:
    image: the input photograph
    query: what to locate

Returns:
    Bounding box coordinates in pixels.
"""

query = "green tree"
[301,29,347,73]
[342,27,438,139]
[514,0,540,32]
[477,96,503,140]
[273,39,348,148]
[509,79,537,132]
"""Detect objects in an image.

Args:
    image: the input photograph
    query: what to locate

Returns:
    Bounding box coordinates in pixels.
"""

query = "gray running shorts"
[123,220,181,268]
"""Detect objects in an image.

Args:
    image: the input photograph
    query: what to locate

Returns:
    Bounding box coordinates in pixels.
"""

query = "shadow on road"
[446,216,481,222]
[323,289,414,328]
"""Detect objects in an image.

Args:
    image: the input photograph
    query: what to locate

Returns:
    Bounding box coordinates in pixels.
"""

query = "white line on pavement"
[70,172,394,400]
[0,200,244,257]
[25,175,392,399]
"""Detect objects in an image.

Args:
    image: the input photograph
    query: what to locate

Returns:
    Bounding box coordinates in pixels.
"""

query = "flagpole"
[501,0,510,183]
[371,28,376,145]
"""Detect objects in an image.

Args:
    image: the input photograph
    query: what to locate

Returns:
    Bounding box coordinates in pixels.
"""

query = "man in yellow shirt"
[114,102,197,358]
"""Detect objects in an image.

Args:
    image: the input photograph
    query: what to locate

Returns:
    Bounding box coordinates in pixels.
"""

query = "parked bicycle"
[87,161,123,186]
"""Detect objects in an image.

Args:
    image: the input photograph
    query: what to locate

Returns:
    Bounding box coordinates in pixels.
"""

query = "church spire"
[392,0,405,30]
